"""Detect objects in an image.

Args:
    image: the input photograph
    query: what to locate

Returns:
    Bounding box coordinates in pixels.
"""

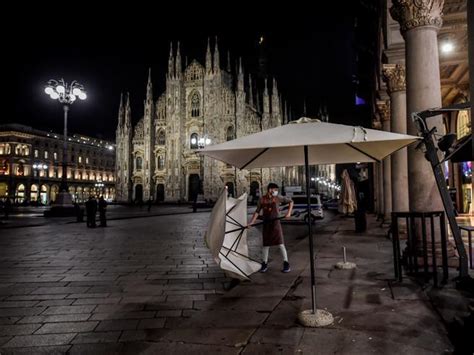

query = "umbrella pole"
[304,145,317,314]
[297,147,333,327]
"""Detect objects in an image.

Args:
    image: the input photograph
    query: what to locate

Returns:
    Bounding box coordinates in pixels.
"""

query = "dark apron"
[261,196,284,246]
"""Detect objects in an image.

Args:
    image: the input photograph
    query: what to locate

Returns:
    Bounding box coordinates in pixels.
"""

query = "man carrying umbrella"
[249,183,294,273]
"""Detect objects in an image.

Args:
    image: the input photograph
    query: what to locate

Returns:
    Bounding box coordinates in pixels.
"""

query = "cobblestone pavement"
[0,210,454,354]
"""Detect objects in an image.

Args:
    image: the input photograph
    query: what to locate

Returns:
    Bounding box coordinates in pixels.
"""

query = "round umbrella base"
[335,261,357,270]
[298,309,334,327]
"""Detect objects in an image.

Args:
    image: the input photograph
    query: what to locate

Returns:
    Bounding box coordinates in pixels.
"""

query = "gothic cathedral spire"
[168,42,175,79]
[213,36,220,74]
[206,38,212,74]
[175,42,182,79]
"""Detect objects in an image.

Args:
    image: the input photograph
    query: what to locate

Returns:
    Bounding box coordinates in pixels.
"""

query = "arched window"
[158,130,166,145]
[158,156,165,170]
[456,110,471,139]
[190,133,198,149]
[136,157,143,170]
[16,163,24,176]
[226,126,234,141]
[191,92,200,117]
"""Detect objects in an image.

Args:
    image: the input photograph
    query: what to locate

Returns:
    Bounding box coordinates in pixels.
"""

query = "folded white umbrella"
[200,118,420,326]
[205,189,261,280]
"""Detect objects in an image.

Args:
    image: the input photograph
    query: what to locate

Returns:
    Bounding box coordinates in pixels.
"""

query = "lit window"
[44,151,48,159]
[78,156,82,163]
[456,110,471,139]
[86,157,89,164]
[53,152,58,161]
[16,163,24,176]
[34,149,39,158]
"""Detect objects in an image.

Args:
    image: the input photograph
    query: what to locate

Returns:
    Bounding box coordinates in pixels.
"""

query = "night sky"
[9,5,373,141]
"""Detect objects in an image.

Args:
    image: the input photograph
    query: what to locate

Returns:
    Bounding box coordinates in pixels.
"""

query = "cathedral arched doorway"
[225,182,235,198]
[188,174,200,202]
[250,181,260,204]
[135,184,143,203]
[156,184,165,202]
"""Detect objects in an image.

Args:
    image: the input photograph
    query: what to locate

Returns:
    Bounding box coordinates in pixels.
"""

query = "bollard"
[335,246,357,270]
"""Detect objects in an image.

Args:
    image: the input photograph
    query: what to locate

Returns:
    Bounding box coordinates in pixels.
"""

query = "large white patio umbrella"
[199,117,420,326]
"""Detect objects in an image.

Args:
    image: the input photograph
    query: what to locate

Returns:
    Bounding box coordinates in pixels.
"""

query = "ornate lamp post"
[44,79,86,207]
[94,182,105,197]
[197,135,212,195]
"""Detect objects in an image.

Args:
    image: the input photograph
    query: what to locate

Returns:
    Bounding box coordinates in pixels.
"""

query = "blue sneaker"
[282,261,291,273]
[260,262,268,273]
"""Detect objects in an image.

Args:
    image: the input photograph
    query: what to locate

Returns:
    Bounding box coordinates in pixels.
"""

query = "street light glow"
[441,42,454,53]
[45,79,86,105]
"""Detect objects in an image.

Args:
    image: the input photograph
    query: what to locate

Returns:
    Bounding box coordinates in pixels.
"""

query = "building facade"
[115,40,290,203]
[372,0,471,217]
[0,124,116,204]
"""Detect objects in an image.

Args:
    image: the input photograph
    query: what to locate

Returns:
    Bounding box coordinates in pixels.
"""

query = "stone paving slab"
[34,321,98,334]
[1,333,76,348]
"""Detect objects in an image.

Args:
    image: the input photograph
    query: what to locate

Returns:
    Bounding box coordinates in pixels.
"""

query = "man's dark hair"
[267,183,279,190]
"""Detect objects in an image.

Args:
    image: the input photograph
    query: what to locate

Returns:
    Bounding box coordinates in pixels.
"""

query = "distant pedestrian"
[85,196,97,228]
[4,198,11,219]
[74,202,83,223]
[147,197,153,212]
[193,192,198,213]
[98,196,107,227]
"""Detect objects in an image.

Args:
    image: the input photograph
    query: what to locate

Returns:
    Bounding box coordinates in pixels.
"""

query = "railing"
[391,211,449,287]
[459,226,473,270]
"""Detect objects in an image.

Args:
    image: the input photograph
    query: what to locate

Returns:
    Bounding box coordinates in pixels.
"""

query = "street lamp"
[32,163,48,204]
[197,135,212,195]
[45,79,86,207]
[94,182,105,197]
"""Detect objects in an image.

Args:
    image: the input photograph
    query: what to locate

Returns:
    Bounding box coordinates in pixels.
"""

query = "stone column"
[390,0,444,212]
[371,116,384,215]
[377,100,392,218]
[383,64,409,212]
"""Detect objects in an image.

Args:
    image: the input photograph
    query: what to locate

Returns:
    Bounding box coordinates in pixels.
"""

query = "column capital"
[376,100,391,122]
[382,64,406,94]
[371,116,383,130]
[390,0,444,34]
